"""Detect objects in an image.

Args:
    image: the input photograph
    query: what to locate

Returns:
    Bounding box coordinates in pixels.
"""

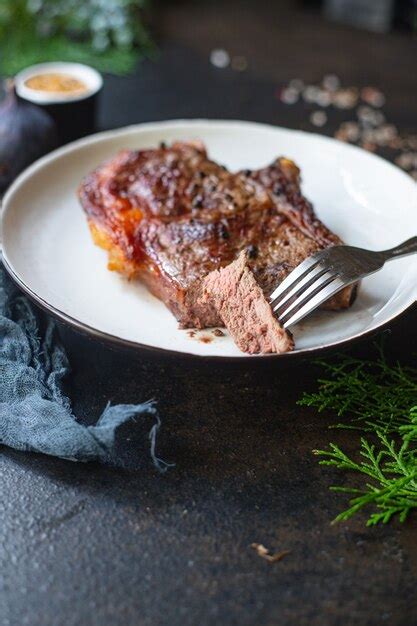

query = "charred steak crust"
[79,141,355,328]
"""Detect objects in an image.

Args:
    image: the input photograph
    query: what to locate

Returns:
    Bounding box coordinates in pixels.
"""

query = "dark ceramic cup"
[15,62,103,145]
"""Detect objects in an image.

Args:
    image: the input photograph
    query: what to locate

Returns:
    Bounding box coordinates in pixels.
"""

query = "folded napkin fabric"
[0,263,169,469]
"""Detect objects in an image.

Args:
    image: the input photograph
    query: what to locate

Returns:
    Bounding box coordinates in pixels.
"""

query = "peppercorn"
[247,244,258,259]
[220,225,230,239]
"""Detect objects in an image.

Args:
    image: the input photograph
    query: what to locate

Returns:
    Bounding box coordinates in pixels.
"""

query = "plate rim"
[2,118,417,361]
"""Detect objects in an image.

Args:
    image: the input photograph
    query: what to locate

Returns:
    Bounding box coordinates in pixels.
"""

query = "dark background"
[2,1,417,625]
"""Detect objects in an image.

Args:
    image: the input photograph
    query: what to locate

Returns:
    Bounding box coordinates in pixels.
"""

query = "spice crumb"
[280,87,299,105]
[231,55,247,72]
[212,328,225,337]
[310,110,327,127]
[361,86,385,108]
[322,74,340,92]
[210,49,230,69]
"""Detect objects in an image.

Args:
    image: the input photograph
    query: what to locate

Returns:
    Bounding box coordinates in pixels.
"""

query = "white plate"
[2,120,417,360]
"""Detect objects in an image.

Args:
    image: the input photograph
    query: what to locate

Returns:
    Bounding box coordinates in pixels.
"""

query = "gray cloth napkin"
[0,263,169,469]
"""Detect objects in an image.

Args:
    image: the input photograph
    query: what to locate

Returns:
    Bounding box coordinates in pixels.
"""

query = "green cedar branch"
[300,345,417,526]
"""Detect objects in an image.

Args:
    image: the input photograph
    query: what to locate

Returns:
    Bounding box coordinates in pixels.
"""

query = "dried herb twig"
[251,543,291,563]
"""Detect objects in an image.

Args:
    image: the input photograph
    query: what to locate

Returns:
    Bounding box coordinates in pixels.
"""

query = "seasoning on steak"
[202,252,294,354]
[79,141,356,335]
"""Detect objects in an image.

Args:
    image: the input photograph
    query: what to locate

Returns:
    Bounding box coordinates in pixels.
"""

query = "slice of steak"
[201,252,294,354]
[79,141,355,329]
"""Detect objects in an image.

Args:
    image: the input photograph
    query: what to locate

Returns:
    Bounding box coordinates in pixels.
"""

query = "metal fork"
[270,237,417,328]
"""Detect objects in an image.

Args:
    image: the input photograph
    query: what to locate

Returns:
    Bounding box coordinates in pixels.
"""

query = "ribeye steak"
[79,141,355,332]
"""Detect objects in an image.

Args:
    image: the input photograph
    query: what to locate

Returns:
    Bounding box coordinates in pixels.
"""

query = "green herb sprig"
[299,346,417,526]
[0,0,152,76]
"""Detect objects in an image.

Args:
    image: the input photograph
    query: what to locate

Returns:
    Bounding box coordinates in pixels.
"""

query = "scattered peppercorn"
[247,244,258,259]
[220,225,230,239]
[193,196,203,208]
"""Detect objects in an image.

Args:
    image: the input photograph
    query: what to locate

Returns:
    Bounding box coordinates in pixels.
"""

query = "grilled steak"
[202,252,294,354]
[79,141,355,333]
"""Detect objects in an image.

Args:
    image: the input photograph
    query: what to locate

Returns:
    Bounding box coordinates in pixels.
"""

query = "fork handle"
[382,236,417,261]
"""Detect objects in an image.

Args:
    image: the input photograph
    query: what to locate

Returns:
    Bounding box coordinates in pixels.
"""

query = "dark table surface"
[3,2,417,625]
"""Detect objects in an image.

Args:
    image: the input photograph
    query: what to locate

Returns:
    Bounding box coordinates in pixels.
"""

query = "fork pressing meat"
[78,141,356,350]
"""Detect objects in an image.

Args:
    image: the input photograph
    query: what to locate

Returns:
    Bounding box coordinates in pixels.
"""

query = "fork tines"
[269,253,346,328]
